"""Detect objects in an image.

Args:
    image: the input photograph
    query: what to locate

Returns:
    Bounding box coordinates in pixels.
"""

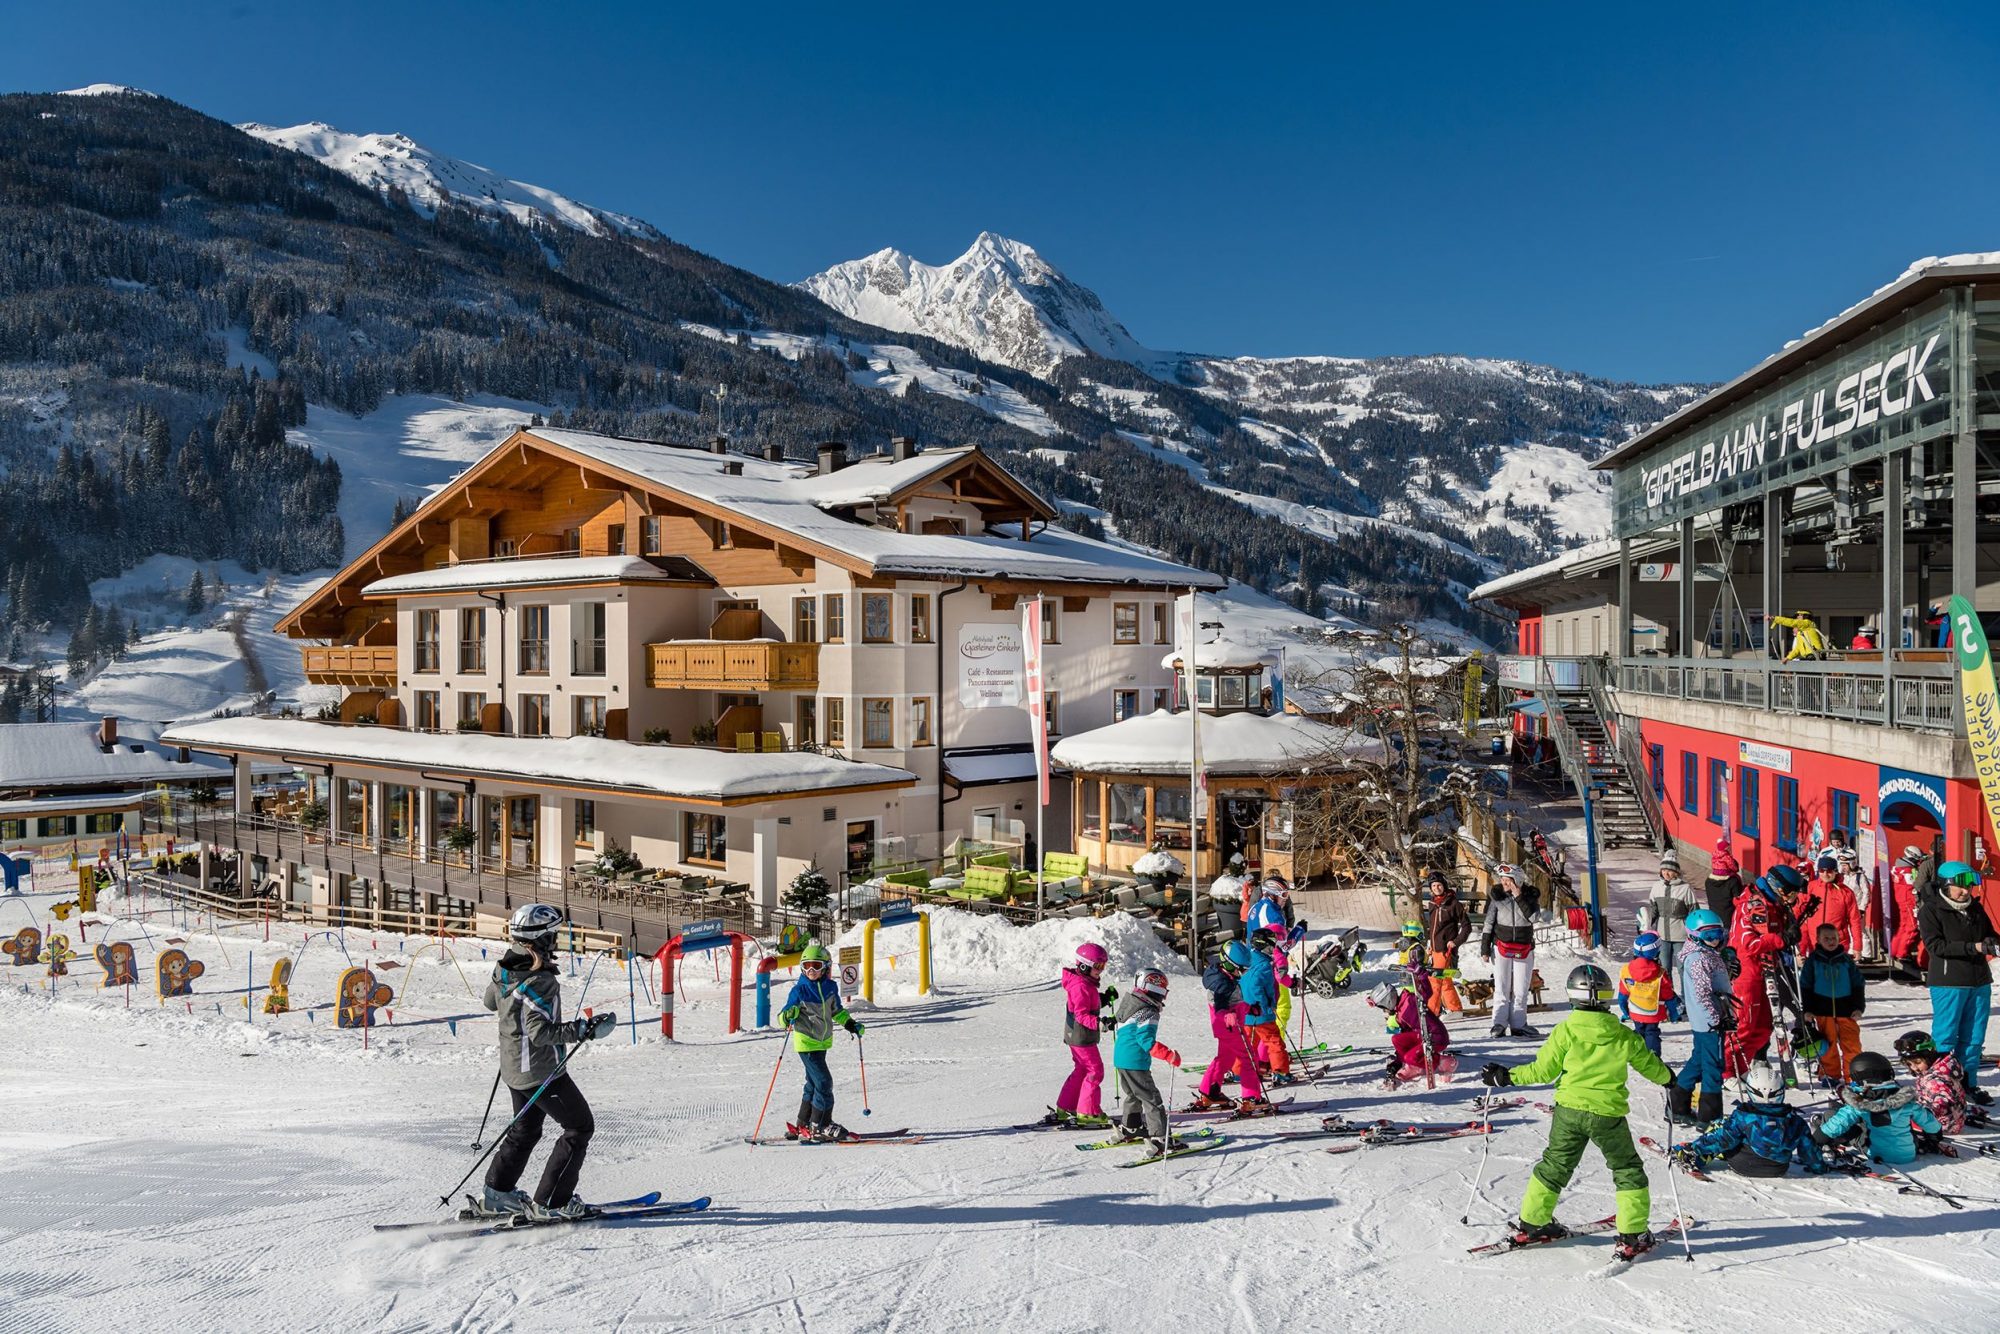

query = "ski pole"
[1459,1088,1497,1224]
[440,1044,579,1207]
[748,1026,792,1146]
[470,1071,502,1149]
[1663,1090,1694,1262]
[1158,1059,1180,1203]
[857,1034,872,1117]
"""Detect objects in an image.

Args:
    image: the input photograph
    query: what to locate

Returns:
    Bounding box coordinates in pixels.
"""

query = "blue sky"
[6,1,1998,383]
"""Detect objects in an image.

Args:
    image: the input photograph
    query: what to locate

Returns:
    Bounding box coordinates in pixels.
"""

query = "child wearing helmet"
[1189,941,1272,1114]
[1810,1052,1941,1165]
[1674,1059,1826,1178]
[1046,942,1114,1129]
[779,941,866,1142]
[1670,908,1734,1126]
[481,903,618,1219]
[1480,963,1675,1260]
[1111,969,1184,1155]
[1369,969,1453,1085]
[1896,1030,1970,1148]
[1918,860,2000,1106]
[1890,845,1933,978]
[1246,880,1298,1036]
[1242,929,1292,1080]
[1421,875,1469,1016]
[1616,932,1681,1058]
[1724,884,1785,1078]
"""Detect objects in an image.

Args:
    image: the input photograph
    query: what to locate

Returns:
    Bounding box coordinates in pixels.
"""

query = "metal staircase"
[1528,658,1662,852]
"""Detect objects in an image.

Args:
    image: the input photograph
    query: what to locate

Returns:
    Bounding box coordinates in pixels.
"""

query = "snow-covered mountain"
[239,121,661,241]
[798,232,1157,378]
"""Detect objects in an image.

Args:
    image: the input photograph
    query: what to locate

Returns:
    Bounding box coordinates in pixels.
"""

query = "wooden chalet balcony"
[302,645,398,686]
[646,640,819,691]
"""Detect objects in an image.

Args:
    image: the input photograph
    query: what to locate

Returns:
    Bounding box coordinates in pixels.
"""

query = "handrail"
[1585,655,1664,849]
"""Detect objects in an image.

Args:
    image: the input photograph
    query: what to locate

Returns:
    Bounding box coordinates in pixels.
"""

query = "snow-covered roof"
[1050,709,1384,777]
[787,447,977,508]
[0,790,144,817]
[1162,636,1279,670]
[527,428,1224,589]
[363,554,710,598]
[942,747,1066,787]
[0,719,235,790]
[161,718,917,805]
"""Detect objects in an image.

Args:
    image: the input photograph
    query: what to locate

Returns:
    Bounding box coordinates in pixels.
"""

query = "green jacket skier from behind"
[1481,963,1674,1260]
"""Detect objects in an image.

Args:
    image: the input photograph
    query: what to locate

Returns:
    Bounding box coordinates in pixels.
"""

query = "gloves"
[843,1018,864,1037]
[1222,1013,1241,1032]
[1713,997,1737,1033]
[1100,985,1119,1006]
[780,1005,800,1026]
[1669,1145,1699,1168]
[586,1011,616,1040]
[1666,999,1685,1023]
[1151,1041,1182,1068]
[1479,1062,1512,1088]
[1290,922,1309,941]
[1099,1007,1116,1027]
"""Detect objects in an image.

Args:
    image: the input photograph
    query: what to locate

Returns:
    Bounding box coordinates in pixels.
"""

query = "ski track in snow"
[2,876,1998,1332]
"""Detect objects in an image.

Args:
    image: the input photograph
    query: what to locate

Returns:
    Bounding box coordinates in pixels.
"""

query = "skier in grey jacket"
[481,903,616,1220]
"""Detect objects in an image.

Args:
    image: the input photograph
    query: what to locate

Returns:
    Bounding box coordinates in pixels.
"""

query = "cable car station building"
[1476,256,2000,914]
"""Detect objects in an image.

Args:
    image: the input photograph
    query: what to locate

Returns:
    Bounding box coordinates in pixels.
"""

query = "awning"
[942,746,1066,788]
[1506,699,1548,717]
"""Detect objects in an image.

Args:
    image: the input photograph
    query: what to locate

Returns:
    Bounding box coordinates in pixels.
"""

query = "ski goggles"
[1945,869,1983,890]
[801,959,828,973]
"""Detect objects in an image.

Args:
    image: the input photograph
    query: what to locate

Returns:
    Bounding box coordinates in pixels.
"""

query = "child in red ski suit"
[1051,942,1113,1128]
[1370,974,1452,1082]
[1727,891,1785,1077]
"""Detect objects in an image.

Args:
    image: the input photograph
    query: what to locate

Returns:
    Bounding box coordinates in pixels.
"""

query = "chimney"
[815,441,848,475]
[709,435,729,455]
[98,716,118,752]
[892,434,919,461]
[762,440,785,462]
[722,460,743,476]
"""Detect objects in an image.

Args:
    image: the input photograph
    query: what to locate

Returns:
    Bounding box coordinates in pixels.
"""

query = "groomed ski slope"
[1,884,1997,1333]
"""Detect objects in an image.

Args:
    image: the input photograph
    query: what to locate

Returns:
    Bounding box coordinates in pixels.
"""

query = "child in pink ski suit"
[1191,941,1272,1111]
[1370,972,1453,1082]
[1052,942,1113,1125]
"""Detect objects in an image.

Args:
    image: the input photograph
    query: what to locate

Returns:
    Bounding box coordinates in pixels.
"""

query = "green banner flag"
[1949,595,2000,845]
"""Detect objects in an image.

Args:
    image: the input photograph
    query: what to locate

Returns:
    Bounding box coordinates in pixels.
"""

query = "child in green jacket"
[1482,963,1675,1260]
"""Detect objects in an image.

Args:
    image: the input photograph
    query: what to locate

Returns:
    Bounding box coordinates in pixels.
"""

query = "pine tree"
[102,605,128,658]
[185,572,206,618]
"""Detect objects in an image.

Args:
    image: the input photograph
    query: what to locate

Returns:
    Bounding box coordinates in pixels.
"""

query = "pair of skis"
[1467,1213,1691,1263]
[745,1127,923,1146]
[374,1192,713,1241]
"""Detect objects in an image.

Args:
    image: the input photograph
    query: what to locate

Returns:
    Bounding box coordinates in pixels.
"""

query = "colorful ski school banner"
[1949,594,2000,844]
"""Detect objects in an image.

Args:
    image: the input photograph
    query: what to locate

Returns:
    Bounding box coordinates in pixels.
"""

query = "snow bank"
[837,906,1190,989]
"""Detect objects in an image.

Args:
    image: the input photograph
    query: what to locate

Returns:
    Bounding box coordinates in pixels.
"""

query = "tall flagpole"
[1186,586,1203,968]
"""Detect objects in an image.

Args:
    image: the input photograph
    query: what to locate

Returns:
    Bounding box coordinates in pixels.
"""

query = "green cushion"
[1041,852,1088,880]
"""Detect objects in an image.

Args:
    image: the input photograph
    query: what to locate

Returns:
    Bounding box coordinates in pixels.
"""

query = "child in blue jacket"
[1111,969,1184,1155]
[1812,1051,1941,1166]
[1676,1059,1825,1177]
[778,942,864,1143]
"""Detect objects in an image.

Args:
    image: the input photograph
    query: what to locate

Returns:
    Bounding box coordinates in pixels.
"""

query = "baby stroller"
[1301,926,1366,996]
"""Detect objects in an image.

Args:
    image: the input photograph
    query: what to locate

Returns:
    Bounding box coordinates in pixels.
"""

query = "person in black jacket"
[1918,861,2000,1106]
[1424,873,1471,1016]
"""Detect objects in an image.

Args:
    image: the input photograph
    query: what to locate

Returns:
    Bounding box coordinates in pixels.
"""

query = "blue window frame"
[1681,752,1698,814]
[1830,789,1858,846]
[1647,743,1665,799]
[1775,776,1800,852]
[1707,758,1728,826]
[1739,767,1760,837]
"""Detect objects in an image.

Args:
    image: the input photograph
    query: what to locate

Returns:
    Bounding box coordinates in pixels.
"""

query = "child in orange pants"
[1244,928,1291,1076]
[1800,923,1865,1081]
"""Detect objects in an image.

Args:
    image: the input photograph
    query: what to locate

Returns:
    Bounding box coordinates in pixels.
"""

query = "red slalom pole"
[857,1036,872,1117]
[748,1026,791,1147]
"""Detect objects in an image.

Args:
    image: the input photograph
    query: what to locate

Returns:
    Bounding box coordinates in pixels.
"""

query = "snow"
[0,718,235,787]
[1460,441,1611,545]
[162,717,917,803]
[218,326,277,380]
[363,556,701,598]
[56,83,158,98]
[1051,708,1384,776]
[1162,635,1279,670]
[240,122,662,241]
[798,233,1160,379]
[4,863,1992,1331]
[287,393,548,563]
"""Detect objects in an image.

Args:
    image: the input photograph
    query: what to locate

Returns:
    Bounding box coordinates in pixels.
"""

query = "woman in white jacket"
[1481,865,1541,1038]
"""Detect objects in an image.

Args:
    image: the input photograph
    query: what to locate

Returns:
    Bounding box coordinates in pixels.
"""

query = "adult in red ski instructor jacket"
[1726,884,1785,1077]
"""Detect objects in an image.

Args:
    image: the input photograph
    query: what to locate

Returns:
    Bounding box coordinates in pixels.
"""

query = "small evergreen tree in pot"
[784,863,834,936]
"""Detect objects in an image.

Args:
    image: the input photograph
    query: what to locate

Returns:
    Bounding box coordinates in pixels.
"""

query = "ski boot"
[1971,1087,1994,1108]
[1038,1107,1075,1126]
[1611,1231,1658,1262]
[1184,1090,1236,1112]
[1489,1024,1507,1039]
[812,1122,856,1143]
[1510,1025,1540,1039]
[1266,1071,1306,1088]
[1070,1113,1113,1130]
[1233,1095,1279,1118]
[477,1186,530,1217]
[1509,1218,1568,1246]
[525,1196,594,1222]
[1145,1135,1188,1157]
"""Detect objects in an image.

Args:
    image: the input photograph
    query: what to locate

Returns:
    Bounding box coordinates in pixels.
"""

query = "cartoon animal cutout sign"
[262,957,293,1015]
[39,933,76,979]
[95,941,138,988]
[156,947,204,998]
[49,900,79,921]
[2,926,41,967]
[335,966,393,1028]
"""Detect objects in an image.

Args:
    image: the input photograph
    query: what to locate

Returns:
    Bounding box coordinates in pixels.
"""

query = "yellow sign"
[1462,652,1484,731]
[1952,595,2000,846]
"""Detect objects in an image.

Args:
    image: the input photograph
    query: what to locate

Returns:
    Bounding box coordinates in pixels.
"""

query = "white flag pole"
[1185,587,1203,968]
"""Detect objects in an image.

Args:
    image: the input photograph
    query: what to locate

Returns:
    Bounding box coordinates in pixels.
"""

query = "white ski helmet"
[1366,981,1399,1011]
[1133,969,1170,1002]
[508,902,564,947]
[1732,1059,1786,1104]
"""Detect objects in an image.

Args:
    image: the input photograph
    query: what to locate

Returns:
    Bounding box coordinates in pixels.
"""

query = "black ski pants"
[486,1073,595,1207]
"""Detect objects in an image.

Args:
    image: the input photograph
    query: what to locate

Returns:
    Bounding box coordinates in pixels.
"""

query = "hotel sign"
[1615,302,1955,536]
[957,623,1024,709]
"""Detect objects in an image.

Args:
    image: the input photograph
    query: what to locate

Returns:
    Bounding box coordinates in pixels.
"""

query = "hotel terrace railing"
[1500,653,1958,735]
[645,640,819,692]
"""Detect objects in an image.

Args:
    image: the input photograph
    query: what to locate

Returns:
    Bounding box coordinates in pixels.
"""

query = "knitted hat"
[1658,848,1681,870]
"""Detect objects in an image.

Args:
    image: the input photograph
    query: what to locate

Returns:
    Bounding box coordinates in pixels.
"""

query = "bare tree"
[1286,624,1481,914]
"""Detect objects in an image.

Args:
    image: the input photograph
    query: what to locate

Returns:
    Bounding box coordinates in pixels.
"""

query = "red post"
[727,937,744,1035]
[655,937,682,1038]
